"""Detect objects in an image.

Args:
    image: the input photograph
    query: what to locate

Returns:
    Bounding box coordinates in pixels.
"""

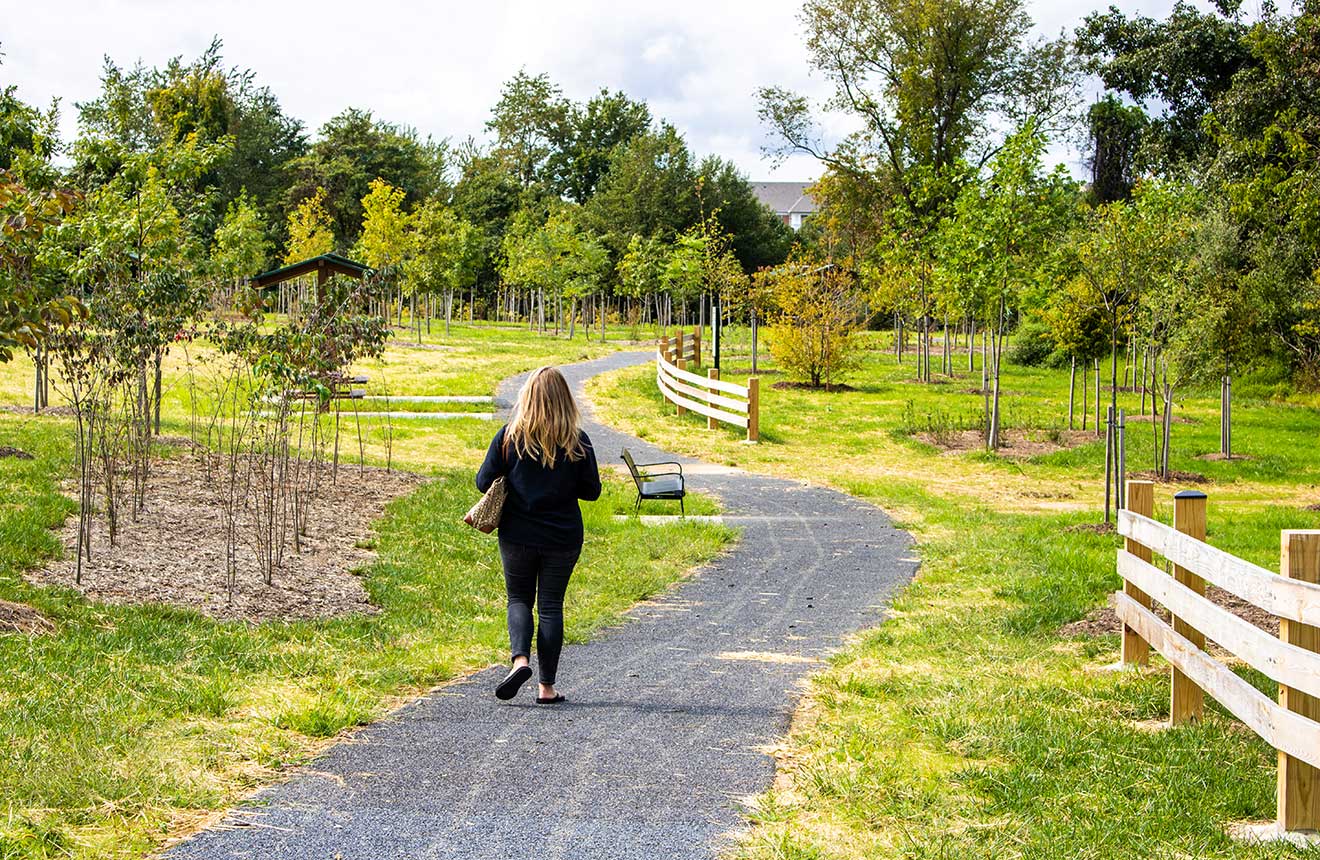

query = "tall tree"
[697,157,796,272]
[1087,95,1147,204]
[1076,2,1256,169]
[284,187,335,263]
[486,71,568,190]
[758,0,1079,219]
[550,88,652,202]
[73,39,306,258]
[585,123,697,252]
[285,107,445,248]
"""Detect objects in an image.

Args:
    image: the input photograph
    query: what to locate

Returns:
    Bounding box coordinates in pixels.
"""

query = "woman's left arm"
[577,434,602,501]
[476,426,507,492]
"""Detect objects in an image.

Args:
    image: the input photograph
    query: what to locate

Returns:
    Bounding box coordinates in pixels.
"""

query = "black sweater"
[476,425,602,548]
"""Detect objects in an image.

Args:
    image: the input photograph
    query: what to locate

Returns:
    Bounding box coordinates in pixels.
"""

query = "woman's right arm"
[475,426,507,492]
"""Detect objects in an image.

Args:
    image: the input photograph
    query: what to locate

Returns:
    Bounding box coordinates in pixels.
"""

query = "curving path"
[169,351,915,860]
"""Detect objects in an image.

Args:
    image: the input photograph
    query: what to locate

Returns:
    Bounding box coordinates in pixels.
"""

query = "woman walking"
[476,366,601,704]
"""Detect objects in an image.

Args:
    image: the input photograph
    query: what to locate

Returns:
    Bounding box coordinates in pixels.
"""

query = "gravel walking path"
[169,351,915,860]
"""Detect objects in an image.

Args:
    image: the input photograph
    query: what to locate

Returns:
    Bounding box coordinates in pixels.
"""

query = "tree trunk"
[1068,356,1076,430]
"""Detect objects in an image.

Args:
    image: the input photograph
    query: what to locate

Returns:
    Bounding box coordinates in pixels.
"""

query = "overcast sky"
[3,0,1214,182]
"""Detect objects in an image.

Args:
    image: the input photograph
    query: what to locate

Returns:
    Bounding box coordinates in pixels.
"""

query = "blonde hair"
[505,366,585,468]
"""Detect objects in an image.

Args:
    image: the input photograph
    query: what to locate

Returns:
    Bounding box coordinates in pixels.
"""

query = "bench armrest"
[636,460,683,477]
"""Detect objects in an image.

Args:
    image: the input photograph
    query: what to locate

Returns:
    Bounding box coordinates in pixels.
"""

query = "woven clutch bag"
[464,477,507,534]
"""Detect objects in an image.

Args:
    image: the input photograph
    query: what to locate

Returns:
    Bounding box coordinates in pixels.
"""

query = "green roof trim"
[251,253,372,288]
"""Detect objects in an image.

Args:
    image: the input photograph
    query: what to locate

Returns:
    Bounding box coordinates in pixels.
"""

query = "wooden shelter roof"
[251,253,370,289]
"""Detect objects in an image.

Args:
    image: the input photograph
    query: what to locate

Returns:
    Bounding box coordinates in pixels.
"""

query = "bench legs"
[632,494,685,517]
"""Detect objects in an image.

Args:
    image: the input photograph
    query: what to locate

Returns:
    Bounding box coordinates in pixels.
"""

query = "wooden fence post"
[692,326,702,365]
[676,330,685,365]
[676,359,687,417]
[746,377,759,443]
[1278,530,1320,830]
[659,334,669,361]
[1122,480,1156,666]
[707,368,719,430]
[1170,489,1208,724]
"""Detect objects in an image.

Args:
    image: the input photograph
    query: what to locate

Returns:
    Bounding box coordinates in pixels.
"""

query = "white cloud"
[1,0,1212,183]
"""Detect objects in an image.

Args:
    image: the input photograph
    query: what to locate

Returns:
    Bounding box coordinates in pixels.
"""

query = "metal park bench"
[621,448,686,516]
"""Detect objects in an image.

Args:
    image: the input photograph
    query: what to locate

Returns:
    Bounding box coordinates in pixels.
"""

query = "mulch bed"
[1062,585,1280,638]
[29,454,425,622]
[915,428,1097,458]
[0,446,34,460]
[770,381,858,392]
[0,599,54,635]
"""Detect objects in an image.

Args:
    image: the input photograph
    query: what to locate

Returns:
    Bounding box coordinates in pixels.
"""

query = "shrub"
[1009,320,1057,367]
[762,258,863,388]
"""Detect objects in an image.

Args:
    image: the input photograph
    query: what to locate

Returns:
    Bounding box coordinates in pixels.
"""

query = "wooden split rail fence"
[656,328,759,443]
[1116,479,1320,832]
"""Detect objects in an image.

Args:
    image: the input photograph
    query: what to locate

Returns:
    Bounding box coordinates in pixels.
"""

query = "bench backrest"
[621,448,643,487]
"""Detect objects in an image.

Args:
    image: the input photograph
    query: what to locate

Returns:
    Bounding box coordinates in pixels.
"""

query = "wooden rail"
[1116,480,1320,832]
[655,329,759,442]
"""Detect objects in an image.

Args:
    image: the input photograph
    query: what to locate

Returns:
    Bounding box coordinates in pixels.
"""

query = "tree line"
[751,0,1320,468]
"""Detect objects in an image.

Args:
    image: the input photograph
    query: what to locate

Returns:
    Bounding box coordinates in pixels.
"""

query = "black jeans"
[499,540,581,685]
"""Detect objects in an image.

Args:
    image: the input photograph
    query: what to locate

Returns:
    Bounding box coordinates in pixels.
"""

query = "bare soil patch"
[1063,521,1115,536]
[1130,469,1210,484]
[0,599,54,635]
[0,404,75,418]
[0,446,34,460]
[722,367,781,377]
[1062,585,1279,638]
[392,342,458,352]
[1198,452,1255,462]
[916,428,1097,458]
[29,454,425,622]
[1126,413,1196,425]
[770,380,858,393]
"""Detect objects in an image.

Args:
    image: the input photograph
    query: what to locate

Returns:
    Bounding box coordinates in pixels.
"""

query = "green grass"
[587,327,1320,858]
[0,320,734,858]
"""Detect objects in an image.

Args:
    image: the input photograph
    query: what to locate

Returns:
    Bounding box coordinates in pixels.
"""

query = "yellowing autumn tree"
[765,255,864,389]
[284,187,334,263]
[354,178,409,273]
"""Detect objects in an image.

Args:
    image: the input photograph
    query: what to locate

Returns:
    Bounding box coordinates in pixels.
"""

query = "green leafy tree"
[550,88,652,202]
[209,192,269,303]
[759,0,1079,221]
[0,171,83,363]
[1087,95,1147,204]
[74,40,305,256]
[944,125,1080,447]
[409,201,485,334]
[285,107,445,247]
[1076,2,1255,169]
[1069,180,1197,471]
[486,71,569,190]
[586,124,698,253]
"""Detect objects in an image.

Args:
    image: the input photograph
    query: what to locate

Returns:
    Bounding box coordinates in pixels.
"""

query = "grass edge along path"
[0,411,733,860]
[587,360,1320,860]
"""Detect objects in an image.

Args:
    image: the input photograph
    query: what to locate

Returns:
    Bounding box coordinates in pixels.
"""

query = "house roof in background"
[750,181,817,215]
